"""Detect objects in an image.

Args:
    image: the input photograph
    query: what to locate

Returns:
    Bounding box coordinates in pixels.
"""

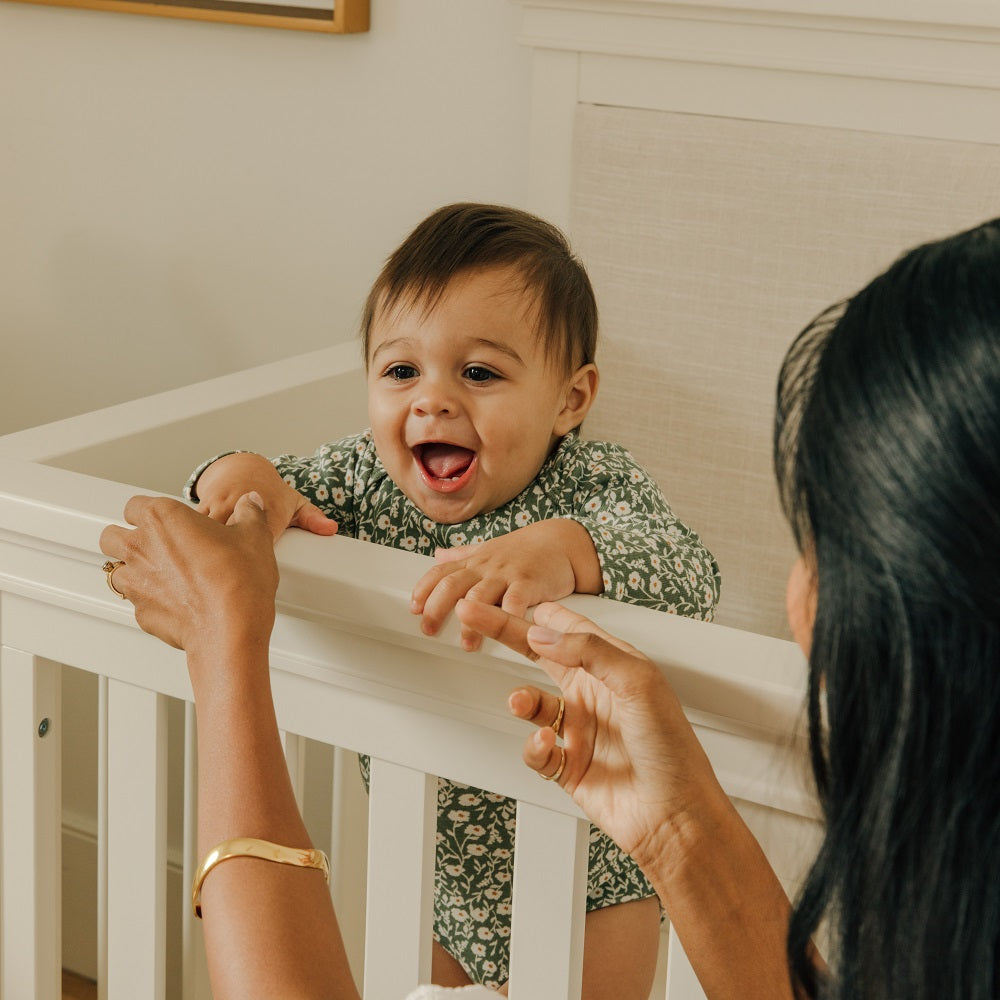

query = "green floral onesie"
[187,429,720,989]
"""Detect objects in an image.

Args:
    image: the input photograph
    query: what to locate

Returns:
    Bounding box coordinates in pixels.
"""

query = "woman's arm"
[456,599,795,1000]
[100,494,359,1000]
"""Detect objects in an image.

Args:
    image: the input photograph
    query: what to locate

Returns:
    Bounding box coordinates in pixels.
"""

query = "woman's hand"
[99,493,279,671]
[454,600,719,871]
[458,600,796,1000]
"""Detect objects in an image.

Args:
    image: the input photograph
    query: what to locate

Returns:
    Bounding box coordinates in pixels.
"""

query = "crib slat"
[181,701,211,1000]
[106,679,167,1000]
[508,802,589,1000]
[98,678,108,1000]
[331,747,369,986]
[0,648,61,1000]
[664,925,707,1000]
[280,730,308,809]
[363,759,436,999]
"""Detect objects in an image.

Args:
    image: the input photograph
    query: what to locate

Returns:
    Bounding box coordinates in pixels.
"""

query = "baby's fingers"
[291,501,338,537]
[419,569,497,635]
[499,585,530,623]
[433,543,480,565]
[459,625,483,652]
[411,561,458,613]
[456,577,510,651]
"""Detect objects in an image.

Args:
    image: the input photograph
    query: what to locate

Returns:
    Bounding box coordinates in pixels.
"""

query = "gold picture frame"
[6,0,368,33]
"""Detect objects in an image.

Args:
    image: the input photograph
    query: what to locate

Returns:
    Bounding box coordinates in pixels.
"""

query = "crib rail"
[0,350,817,1000]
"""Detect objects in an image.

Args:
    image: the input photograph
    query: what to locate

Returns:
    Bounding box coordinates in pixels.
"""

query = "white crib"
[0,345,815,1000]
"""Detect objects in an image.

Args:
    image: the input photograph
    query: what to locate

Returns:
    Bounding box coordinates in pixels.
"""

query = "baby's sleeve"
[270,437,361,538]
[563,442,721,621]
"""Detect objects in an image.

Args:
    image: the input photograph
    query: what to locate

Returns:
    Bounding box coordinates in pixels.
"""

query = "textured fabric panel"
[572,104,1000,636]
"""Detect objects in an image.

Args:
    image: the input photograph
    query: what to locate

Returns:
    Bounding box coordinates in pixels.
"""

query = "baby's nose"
[412,377,459,416]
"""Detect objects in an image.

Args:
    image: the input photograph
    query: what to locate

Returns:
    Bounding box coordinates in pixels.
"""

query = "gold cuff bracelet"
[192,837,330,918]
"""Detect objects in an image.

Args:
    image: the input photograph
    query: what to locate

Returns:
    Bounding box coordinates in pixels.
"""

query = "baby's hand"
[194,453,338,542]
[410,519,601,651]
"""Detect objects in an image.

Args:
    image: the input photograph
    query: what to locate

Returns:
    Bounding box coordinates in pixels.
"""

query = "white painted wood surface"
[508,804,590,1000]
[106,680,167,1000]
[0,650,62,1000]
[0,347,814,999]
[364,760,437,999]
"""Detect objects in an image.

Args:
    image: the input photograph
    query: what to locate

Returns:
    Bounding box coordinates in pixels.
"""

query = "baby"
[186,203,720,997]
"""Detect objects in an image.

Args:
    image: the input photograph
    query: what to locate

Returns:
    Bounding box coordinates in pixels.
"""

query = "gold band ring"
[102,560,127,600]
[540,746,566,783]
[550,696,565,738]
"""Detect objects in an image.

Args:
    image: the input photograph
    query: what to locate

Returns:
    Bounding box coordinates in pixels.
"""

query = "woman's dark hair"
[774,218,1000,998]
[360,203,598,373]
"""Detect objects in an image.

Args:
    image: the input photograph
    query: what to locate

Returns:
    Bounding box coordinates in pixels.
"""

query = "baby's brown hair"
[361,203,598,373]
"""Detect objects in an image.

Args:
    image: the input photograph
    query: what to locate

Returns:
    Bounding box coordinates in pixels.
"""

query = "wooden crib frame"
[0,344,814,1000]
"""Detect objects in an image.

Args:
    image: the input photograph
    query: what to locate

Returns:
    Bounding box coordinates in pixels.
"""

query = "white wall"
[0,0,532,433]
[2,6,532,984]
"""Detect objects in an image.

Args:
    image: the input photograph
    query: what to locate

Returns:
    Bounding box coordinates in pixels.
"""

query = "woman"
[100,216,1000,999]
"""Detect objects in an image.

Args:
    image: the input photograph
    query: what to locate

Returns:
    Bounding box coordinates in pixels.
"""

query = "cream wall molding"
[517,0,1000,91]
[514,0,1000,229]
[518,0,1000,36]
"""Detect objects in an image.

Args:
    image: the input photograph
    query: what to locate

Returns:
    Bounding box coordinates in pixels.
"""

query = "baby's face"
[367,267,580,525]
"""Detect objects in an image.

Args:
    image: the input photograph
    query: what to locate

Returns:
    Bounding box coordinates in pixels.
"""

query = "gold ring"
[102,560,127,600]
[550,696,565,737]
[540,746,566,783]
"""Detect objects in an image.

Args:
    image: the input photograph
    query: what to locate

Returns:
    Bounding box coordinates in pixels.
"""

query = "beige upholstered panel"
[573,105,1000,636]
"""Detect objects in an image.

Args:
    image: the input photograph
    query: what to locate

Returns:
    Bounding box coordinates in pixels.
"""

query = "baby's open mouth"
[415,442,477,490]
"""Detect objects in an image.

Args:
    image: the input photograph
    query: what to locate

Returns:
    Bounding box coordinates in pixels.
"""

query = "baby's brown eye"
[386,365,417,381]
[464,367,497,383]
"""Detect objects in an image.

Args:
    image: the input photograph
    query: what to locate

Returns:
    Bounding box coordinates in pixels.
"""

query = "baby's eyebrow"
[370,337,414,365]
[371,337,527,368]
[471,338,526,367]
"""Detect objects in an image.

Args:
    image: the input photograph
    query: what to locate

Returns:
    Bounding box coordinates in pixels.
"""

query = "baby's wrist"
[198,454,281,504]
[189,451,263,504]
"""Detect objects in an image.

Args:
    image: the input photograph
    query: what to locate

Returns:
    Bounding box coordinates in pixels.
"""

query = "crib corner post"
[0,646,62,1000]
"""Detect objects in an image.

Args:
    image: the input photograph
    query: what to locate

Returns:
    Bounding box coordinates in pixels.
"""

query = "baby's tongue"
[421,443,474,479]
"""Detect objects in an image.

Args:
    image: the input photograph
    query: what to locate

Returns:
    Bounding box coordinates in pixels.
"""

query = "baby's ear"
[554,363,599,435]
